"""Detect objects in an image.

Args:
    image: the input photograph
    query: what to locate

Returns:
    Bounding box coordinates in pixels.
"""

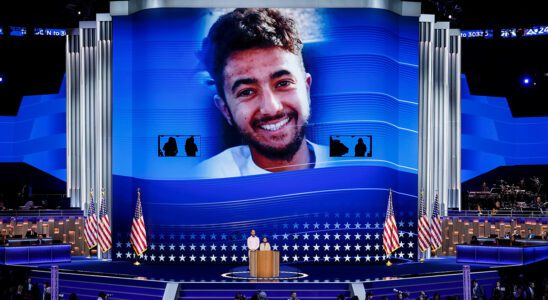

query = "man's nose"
[259,89,283,116]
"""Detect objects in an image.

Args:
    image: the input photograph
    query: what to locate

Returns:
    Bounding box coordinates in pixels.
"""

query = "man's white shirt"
[247,236,260,251]
[196,141,330,178]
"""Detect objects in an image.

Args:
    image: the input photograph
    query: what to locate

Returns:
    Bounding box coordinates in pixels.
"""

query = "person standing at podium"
[259,237,271,251]
[247,229,260,269]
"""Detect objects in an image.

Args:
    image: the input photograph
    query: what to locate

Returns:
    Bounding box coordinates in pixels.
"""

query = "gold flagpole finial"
[137,188,141,199]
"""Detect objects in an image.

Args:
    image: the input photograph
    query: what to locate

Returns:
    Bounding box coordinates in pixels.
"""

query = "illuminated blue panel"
[34,28,67,36]
[0,77,66,181]
[461,29,493,39]
[524,25,548,37]
[0,244,71,265]
[456,244,548,265]
[461,75,548,181]
[9,26,27,36]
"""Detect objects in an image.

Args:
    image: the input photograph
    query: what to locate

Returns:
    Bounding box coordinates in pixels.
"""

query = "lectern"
[249,251,280,277]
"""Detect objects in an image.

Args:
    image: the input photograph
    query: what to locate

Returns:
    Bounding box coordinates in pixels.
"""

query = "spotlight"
[522,77,531,86]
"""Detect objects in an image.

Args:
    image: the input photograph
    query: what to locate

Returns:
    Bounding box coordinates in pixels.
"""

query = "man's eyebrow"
[271,69,292,79]
[231,78,257,93]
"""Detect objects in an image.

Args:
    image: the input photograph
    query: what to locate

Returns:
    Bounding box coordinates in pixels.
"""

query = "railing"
[447,209,546,218]
[0,209,84,218]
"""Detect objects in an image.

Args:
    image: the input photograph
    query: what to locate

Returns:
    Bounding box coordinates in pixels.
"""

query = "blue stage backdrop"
[461,75,548,182]
[0,77,66,181]
[112,8,419,264]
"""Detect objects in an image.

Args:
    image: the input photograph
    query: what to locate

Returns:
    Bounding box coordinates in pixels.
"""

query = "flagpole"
[383,188,400,267]
[131,187,147,266]
[133,188,142,266]
[87,189,94,259]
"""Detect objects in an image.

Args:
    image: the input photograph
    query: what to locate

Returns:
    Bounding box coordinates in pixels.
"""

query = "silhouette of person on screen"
[197,8,329,178]
[185,136,198,156]
[329,136,349,157]
[163,137,178,156]
[354,138,367,157]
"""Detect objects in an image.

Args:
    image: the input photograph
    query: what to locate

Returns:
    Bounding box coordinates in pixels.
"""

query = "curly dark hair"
[201,8,304,99]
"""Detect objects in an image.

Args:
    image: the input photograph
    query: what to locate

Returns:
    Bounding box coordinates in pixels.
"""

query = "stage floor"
[26,256,497,282]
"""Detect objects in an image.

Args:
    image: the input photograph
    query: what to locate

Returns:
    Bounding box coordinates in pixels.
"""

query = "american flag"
[430,193,442,251]
[418,191,430,252]
[98,190,112,253]
[130,189,147,256]
[83,192,98,249]
[382,189,400,255]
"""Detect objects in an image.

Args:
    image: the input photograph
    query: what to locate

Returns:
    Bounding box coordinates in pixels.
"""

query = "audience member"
[526,229,535,240]
[470,235,480,245]
[524,282,535,300]
[416,291,428,300]
[98,291,108,300]
[337,294,345,300]
[69,293,78,300]
[42,282,51,300]
[288,291,299,300]
[471,280,485,300]
[23,277,39,299]
[491,281,505,300]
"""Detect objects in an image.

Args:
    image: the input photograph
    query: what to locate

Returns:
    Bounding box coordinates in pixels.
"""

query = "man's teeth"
[259,118,290,131]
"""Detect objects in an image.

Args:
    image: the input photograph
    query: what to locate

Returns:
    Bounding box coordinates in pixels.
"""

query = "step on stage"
[21,257,521,300]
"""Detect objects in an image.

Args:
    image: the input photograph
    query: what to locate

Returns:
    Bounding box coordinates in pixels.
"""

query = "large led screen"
[112,7,419,264]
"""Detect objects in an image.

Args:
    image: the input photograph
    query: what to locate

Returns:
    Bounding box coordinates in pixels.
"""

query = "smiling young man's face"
[215,47,311,161]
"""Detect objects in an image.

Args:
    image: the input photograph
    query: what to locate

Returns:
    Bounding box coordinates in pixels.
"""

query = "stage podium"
[249,251,280,278]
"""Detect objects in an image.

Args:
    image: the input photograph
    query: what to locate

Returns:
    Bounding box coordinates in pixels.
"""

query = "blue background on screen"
[111,7,420,264]
[461,75,548,182]
[0,78,66,180]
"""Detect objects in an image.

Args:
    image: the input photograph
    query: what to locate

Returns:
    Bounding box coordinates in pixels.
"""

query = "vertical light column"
[418,14,435,229]
[67,17,113,258]
[96,14,113,259]
[66,29,81,207]
[79,21,98,211]
[448,29,462,210]
[66,18,112,211]
[433,22,450,215]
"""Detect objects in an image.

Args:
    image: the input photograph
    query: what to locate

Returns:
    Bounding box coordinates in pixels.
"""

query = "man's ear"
[305,73,312,104]
[214,94,233,126]
[305,73,312,91]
